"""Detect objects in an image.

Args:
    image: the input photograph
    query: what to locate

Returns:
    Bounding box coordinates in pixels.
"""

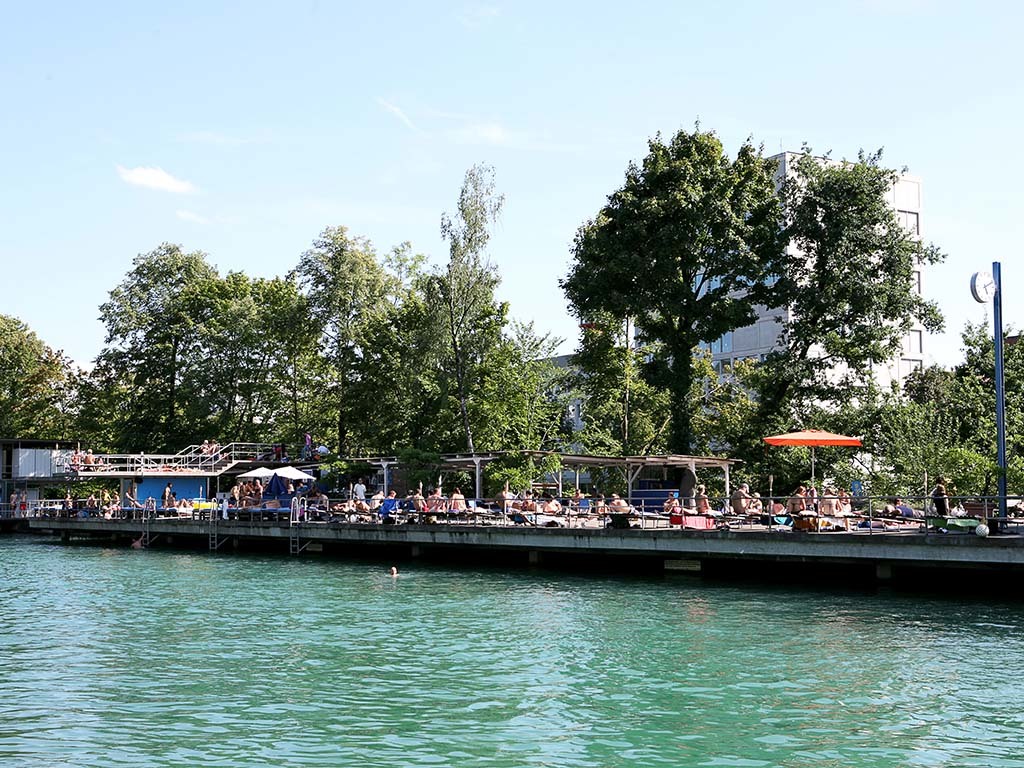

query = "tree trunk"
[668,347,694,454]
[336,378,347,457]
[167,335,178,449]
[453,345,475,454]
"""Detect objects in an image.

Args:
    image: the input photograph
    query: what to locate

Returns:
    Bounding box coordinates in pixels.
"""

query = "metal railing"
[51,442,282,477]
[19,493,1024,536]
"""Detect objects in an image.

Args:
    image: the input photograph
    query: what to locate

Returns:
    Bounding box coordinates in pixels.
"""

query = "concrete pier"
[27,517,1024,584]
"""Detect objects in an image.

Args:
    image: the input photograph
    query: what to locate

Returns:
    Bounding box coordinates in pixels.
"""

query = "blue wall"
[129,477,215,505]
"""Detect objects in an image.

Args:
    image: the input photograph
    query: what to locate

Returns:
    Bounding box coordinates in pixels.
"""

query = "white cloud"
[178,130,258,146]
[175,209,208,224]
[450,121,581,153]
[454,121,510,145]
[457,3,499,27]
[376,98,422,133]
[117,165,197,194]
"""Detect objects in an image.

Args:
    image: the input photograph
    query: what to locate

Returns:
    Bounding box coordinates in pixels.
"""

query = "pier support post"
[411,545,421,558]
[528,550,540,565]
[875,562,892,582]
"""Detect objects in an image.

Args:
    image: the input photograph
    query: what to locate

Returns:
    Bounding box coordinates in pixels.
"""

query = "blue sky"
[2,1,1021,368]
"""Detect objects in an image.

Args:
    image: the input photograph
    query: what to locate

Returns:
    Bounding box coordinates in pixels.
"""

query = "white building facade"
[706,151,928,390]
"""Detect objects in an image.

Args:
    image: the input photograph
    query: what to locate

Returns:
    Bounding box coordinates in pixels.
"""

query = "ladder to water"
[289,497,307,555]
[208,499,229,551]
[142,499,156,547]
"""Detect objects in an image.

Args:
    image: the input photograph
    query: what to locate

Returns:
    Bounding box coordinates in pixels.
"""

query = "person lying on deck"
[608,494,629,512]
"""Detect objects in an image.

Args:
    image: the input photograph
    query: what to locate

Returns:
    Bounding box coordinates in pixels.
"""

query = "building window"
[709,332,733,355]
[909,330,923,355]
[897,210,920,236]
[899,358,923,379]
[913,270,922,294]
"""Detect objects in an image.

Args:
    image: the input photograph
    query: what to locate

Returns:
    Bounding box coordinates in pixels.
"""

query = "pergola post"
[626,463,644,504]
[473,456,483,501]
[381,461,392,497]
[724,463,731,498]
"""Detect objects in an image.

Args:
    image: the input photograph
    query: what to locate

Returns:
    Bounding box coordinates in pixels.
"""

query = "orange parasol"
[763,429,862,485]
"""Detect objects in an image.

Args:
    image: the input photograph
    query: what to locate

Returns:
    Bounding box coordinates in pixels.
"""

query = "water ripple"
[2,537,1024,767]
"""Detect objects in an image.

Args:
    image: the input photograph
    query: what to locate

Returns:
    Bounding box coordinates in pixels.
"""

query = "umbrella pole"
[811,447,816,487]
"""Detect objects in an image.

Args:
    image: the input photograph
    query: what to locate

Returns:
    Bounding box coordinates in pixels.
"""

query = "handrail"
[51,442,284,477]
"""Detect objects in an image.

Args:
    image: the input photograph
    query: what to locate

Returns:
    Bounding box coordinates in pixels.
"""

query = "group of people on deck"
[199,440,221,457]
[782,484,853,516]
[68,449,104,472]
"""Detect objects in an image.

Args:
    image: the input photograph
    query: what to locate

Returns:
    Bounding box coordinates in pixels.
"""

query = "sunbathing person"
[748,493,764,515]
[819,487,840,516]
[542,496,563,514]
[786,486,807,514]
[608,494,630,512]
[427,487,444,512]
[379,491,400,518]
[450,487,467,512]
[498,482,516,515]
[695,485,710,514]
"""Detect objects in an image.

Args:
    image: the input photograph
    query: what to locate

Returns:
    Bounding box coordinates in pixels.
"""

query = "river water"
[1,536,1023,767]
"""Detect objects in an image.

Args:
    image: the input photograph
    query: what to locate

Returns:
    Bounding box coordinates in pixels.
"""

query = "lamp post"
[971,263,1007,524]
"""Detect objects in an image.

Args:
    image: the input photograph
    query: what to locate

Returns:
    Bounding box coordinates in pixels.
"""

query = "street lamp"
[971,263,1007,524]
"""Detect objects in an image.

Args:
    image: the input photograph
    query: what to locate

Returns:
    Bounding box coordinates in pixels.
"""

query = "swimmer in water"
[390,566,398,577]
[131,536,144,549]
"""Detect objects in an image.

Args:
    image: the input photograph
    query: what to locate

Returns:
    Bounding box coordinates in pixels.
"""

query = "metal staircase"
[57,442,282,478]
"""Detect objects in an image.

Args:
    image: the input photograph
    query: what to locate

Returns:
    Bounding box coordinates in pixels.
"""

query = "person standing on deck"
[162,483,173,508]
[353,478,366,502]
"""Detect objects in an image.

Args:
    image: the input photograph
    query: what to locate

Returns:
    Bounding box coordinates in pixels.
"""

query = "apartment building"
[705,152,927,389]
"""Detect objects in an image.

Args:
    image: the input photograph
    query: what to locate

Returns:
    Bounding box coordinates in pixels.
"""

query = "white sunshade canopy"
[272,465,316,481]
[237,467,276,479]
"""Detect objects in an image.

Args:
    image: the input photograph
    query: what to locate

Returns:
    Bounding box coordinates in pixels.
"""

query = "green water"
[2,537,1023,767]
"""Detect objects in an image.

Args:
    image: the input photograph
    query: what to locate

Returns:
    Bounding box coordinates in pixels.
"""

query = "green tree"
[0,315,76,438]
[296,227,394,455]
[571,311,670,455]
[189,273,311,442]
[562,128,784,452]
[434,164,507,453]
[347,243,447,454]
[760,149,945,419]
[94,244,219,450]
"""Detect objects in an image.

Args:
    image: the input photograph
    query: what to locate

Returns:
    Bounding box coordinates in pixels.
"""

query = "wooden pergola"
[349,451,740,502]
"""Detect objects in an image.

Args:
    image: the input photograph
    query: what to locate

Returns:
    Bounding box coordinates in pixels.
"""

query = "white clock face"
[971,271,997,303]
